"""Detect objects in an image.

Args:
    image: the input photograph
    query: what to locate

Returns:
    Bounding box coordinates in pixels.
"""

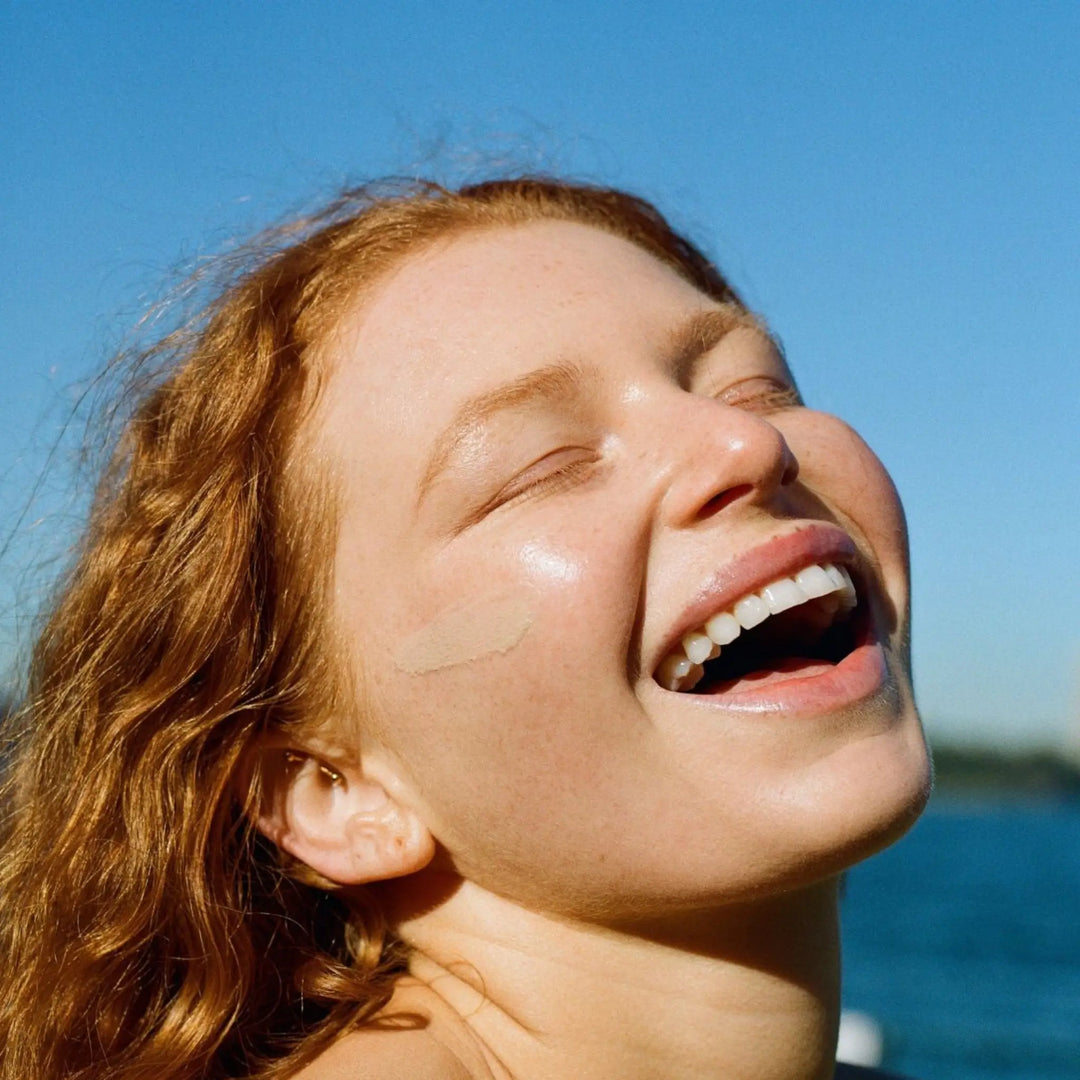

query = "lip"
[650,523,865,677]
[677,633,891,715]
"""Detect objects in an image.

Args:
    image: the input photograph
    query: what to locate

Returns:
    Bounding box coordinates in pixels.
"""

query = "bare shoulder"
[287,1024,475,1080]
[287,981,498,1080]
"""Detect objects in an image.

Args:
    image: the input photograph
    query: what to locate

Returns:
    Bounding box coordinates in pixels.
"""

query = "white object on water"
[836,1009,884,1067]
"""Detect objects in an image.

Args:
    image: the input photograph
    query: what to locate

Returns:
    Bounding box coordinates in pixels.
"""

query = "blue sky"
[2,1,1078,747]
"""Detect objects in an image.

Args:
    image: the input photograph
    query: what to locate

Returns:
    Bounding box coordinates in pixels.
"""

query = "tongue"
[700,656,836,696]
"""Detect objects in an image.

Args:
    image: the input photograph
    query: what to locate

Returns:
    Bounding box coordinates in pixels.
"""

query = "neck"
[385,874,843,1080]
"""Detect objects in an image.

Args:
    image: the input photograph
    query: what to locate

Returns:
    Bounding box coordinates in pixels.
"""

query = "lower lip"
[682,615,890,715]
[691,641,888,713]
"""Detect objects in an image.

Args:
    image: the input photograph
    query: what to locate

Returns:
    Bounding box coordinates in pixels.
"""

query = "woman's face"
[316,221,929,919]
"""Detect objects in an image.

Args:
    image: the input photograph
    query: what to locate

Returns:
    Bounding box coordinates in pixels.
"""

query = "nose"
[657,398,800,528]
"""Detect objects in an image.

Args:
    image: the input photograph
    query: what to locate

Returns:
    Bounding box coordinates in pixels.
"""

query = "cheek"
[370,630,638,879]
[789,413,910,582]
[361,532,644,819]
[404,526,643,676]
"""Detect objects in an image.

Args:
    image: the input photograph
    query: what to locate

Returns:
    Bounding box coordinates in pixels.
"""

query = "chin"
[691,697,933,910]
[788,701,933,887]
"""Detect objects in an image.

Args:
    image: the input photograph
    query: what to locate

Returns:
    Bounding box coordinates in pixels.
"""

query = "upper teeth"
[656,563,857,692]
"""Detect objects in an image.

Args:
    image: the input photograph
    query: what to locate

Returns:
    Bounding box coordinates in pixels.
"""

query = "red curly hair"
[0,178,741,1080]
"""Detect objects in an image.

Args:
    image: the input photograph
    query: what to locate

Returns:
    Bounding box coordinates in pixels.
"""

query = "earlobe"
[253,744,435,886]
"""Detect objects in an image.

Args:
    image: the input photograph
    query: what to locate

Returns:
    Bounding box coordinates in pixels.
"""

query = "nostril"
[698,483,754,520]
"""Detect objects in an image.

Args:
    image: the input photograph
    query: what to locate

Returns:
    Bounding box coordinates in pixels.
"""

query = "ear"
[253,741,436,886]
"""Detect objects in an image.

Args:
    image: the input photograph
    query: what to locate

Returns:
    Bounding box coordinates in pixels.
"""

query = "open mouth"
[655,563,866,695]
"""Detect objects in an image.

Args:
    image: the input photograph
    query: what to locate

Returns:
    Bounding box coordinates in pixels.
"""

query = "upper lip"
[650,523,865,676]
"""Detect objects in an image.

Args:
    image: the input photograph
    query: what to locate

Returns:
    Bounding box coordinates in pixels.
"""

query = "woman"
[0,178,931,1079]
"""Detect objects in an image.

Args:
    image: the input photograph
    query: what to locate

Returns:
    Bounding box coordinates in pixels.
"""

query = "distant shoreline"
[930,741,1080,798]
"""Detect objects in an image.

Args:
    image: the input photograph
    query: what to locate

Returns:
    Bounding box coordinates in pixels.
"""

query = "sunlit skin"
[277,222,931,1080]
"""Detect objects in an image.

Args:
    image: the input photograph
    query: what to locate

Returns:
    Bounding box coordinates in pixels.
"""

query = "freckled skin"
[318,221,930,922]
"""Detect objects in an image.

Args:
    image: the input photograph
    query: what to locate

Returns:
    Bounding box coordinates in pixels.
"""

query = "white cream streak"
[392,593,535,674]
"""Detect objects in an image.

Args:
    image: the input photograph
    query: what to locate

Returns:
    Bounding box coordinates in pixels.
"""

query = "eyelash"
[482,450,601,515]
[713,376,802,413]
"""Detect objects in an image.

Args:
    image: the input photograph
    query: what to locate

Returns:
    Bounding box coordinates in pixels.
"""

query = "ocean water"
[841,797,1080,1080]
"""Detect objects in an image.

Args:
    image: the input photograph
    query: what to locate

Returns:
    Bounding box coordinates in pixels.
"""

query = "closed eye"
[714,376,802,413]
[479,447,603,517]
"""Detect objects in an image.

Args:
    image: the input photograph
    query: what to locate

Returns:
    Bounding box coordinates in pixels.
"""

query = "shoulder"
[287,1024,478,1080]
[286,979,498,1080]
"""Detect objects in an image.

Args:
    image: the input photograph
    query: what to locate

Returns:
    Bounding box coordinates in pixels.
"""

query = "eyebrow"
[665,304,766,382]
[417,359,588,506]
